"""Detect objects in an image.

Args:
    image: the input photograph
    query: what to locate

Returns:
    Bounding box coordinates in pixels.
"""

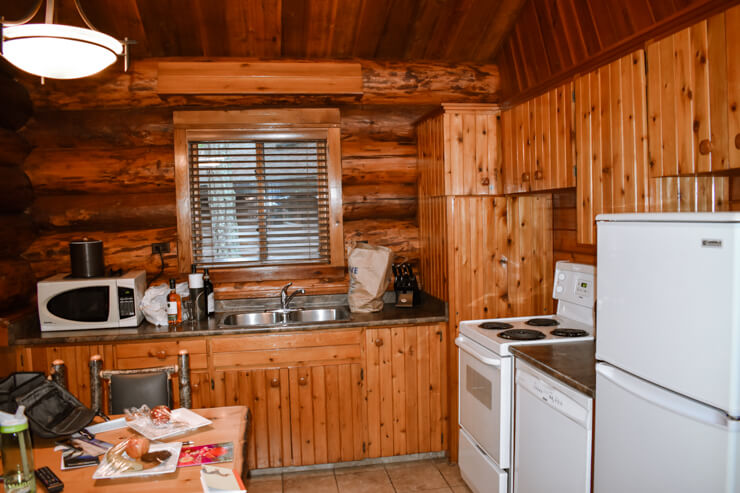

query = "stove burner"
[551,328,588,337]
[526,318,559,327]
[498,329,546,341]
[479,322,514,330]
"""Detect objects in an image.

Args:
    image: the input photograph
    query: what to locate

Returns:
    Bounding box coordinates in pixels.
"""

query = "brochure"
[178,442,234,467]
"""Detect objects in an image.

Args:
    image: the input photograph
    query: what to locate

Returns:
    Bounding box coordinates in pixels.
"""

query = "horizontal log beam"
[342,198,417,221]
[0,214,36,257]
[0,167,33,213]
[24,146,174,194]
[31,193,176,231]
[343,218,419,264]
[23,58,500,110]
[0,257,35,314]
[0,75,33,130]
[23,227,178,281]
[0,129,32,167]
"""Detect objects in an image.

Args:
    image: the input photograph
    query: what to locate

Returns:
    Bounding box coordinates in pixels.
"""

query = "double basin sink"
[219,307,351,329]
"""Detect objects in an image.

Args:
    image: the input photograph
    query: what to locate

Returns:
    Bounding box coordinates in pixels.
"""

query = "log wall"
[17,58,500,298]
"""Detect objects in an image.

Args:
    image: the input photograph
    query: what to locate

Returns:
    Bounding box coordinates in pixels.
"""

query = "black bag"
[0,372,96,439]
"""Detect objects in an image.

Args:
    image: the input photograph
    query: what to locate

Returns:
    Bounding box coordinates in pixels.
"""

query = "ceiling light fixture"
[0,0,127,80]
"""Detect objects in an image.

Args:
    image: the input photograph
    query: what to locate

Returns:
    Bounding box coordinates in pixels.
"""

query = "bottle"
[0,406,35,493]
[188,265,207,321]
[167,278,182,325]
[203,268,215,317]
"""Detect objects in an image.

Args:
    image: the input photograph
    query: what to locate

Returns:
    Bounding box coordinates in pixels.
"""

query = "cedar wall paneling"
[18,59,500,298]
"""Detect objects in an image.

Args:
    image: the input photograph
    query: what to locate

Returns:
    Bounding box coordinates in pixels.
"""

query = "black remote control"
[35,466,64,493]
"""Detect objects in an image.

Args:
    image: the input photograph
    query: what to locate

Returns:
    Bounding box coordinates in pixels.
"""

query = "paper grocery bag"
[348,243,393,312]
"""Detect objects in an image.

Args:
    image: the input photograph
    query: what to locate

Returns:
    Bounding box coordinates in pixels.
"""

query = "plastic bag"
[140,281,189,326]
[347,243,393,313]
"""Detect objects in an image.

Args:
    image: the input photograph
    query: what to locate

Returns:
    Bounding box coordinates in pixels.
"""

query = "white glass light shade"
[2,24,123,79]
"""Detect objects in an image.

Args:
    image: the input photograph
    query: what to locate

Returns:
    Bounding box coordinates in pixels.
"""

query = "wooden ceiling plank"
[330,0,364,58]
[603,1,637,45]
[474,0,529,61]
[648,0,681,22]
[73,0,150,58]
[573,0,605,55]
[540,0,574,69]
[375,0,420,59]
[281,0,309,57]
[351,0,394,58]
[305,0,338,58]
[526,0,556,76]
[195,0,230,57]
[555,0,589,63]
[246,0,282,57]
[135,0,204,57]
[402,0,445,59]
[512,25,535,89]
[503,40,525,95]
[423,0,476,59]
[443,0,502,61]
[623,0,658,32]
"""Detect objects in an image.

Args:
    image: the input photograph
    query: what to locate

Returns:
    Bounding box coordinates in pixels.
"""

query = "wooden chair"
[88,350,192,415]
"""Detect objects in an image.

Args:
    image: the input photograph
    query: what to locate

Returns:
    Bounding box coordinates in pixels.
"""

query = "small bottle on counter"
[188,265,207,321]
[0,406,35,493]
[167,278,182,325]
[203,268,215,317]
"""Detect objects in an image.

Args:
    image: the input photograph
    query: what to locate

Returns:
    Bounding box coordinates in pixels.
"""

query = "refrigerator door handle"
[596,363,735,428]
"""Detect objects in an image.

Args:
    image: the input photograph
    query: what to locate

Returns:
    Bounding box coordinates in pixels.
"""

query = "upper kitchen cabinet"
[417,104,501,197]
[646,5,740,176]
[575,50,650,245]
[501,81,576,194]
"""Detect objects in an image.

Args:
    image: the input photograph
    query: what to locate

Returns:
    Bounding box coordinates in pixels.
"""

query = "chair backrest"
[88,350,192,415]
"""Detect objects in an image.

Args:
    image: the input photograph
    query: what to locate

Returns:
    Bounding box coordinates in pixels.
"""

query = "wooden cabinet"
[364,324,447,458]
[575,50,650,245]
[646,5,740,176]
[501,81,576,194]
[417,104,502,197]
[649,176,730,212]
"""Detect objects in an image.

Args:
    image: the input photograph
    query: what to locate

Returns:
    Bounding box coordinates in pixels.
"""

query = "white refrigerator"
[594,213,740,493]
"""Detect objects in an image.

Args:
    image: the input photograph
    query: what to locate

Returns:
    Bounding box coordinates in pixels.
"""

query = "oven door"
[456,335,512,469]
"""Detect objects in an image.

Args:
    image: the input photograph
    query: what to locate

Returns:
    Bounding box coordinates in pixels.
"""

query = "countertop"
[11,293,447,346]
[509,341,596,397]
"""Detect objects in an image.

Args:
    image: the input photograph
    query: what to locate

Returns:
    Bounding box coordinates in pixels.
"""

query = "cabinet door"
[575,50,649,244]
[365,325,448,458]
[501,105,531,193]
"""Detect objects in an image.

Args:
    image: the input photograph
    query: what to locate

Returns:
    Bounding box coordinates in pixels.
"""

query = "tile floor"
[246,458,473,493]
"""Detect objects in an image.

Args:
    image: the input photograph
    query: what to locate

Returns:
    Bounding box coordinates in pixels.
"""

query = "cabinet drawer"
[115,339,208,369]
[210,329,362,353]
[213,345,360,369]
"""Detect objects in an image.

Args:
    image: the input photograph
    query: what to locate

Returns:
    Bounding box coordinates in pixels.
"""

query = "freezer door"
[459,427,509,493]
[596,218,740,416]
[594,363,740,493]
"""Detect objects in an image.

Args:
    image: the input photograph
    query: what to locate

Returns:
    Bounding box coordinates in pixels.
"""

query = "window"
[174,110,344,280]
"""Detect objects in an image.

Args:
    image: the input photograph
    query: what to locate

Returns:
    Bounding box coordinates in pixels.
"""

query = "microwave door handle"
[455,336,501,368]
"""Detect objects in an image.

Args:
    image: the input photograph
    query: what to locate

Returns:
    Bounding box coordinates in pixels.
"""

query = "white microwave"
[37,270,147,331]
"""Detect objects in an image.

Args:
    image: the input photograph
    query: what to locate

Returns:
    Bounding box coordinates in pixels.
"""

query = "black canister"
[69,239,105,278]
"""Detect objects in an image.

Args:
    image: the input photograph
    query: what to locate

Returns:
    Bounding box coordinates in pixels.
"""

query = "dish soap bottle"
[0,405,35,492]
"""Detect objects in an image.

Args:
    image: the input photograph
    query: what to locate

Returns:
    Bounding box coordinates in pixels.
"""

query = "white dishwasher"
[513,360,593,493]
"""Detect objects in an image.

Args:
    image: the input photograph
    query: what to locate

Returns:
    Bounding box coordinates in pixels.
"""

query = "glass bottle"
[1,406,35,493]
[167,278,182,325]
[203,268,215,317]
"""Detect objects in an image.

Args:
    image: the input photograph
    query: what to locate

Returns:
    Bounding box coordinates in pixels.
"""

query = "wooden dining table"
[27,406,250,492]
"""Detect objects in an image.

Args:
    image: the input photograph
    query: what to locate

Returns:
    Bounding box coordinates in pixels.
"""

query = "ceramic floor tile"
[283,472,339,493]
[246,477,284,493]
[385,461,449,492]
[334,463,387,476]
[435,462,464,486]
[395,488,453,493]
[451,484,473,493]
[335,469,394,493]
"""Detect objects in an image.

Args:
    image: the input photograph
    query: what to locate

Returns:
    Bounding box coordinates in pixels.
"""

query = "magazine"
[178,442,234,467]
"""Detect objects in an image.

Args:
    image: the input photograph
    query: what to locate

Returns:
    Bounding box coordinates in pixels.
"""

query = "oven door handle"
[455,336,501,368]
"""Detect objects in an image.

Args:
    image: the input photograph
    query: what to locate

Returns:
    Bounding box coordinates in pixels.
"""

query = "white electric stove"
[456,261,595,493]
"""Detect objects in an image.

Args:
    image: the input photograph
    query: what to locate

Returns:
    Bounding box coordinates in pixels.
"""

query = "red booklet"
[177,442,234,467]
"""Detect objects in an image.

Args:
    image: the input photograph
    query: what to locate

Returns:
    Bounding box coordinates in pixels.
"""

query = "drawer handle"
[699,139,712,155]
[521,172,530,182]
[298,376,308,386]
[375,338,384,347]
[192,382,199,390]
[480,177,490,186]
[534,169,543,180]
[148,349,167,360]
[271,378,279,388]
[735,133,740,150]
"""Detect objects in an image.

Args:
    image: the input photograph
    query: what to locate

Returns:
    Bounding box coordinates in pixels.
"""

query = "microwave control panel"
[118,287,136,318]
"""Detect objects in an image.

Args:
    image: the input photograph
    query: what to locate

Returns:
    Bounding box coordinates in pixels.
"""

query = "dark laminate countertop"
[11,294,447,346]
[510,341,596,397]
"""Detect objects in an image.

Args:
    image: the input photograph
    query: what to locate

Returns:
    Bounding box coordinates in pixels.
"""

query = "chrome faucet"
[280,282,305,311]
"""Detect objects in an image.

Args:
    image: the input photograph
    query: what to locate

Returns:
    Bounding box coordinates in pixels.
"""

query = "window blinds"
[188,139,330,268]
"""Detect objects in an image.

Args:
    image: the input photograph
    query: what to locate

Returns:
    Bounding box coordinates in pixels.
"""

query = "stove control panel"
[552,261,595,307]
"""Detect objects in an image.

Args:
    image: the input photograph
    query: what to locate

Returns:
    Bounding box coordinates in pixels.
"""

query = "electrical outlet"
[151,242,170,255]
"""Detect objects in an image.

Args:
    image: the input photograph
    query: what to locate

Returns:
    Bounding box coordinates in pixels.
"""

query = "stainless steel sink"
[287,308,350,323]
[219,306,351,328]
[220,312,283,327]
